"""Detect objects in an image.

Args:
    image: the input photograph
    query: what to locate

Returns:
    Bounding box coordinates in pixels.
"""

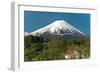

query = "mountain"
[24,32,30,36]
[30,20,87,41]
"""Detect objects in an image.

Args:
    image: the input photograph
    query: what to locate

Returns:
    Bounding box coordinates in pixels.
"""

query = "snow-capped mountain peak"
[48,20,71,33]
[30,20,86,36]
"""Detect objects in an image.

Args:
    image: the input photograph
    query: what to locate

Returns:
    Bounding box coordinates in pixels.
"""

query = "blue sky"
[24,11,90,35]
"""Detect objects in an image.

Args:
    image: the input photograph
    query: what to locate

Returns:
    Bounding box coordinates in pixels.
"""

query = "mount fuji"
[26,20,87,40]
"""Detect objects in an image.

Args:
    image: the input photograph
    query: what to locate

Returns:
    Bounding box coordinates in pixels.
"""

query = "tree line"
[24,35,90,61]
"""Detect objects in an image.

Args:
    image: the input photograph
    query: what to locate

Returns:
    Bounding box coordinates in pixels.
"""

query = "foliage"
[65,39,90,59]
[47,39,66,60]
[24,35,90,61]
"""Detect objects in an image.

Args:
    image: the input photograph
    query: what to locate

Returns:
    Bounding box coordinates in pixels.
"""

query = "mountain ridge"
[25,20,87,41]
[30,20,86,36]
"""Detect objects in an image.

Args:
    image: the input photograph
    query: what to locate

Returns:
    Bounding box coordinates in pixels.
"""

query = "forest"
[24,35,90,61]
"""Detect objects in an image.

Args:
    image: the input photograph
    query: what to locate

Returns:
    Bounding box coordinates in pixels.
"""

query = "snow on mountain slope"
[30,20,86,36]
[24,32,30,36]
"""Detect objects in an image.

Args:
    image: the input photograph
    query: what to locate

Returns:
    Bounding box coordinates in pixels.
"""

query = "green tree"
[24,35,43,48]
[47,39,66,60]
[64,38,90,59]
[24,42,44,61]
[24,35,34,48]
